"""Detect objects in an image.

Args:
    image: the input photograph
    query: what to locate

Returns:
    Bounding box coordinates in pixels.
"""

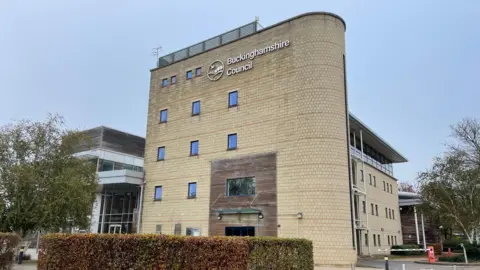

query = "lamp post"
[439,225,444,254]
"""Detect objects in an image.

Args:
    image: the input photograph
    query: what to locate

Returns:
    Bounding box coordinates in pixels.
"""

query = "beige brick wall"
[354,161,403,255]
[143,13,356,265]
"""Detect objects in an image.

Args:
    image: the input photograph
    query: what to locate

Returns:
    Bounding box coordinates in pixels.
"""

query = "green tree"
[418,118,480,244]
[0,114,97,236]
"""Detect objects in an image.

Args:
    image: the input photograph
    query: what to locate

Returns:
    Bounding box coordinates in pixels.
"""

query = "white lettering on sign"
[227,40,290,66]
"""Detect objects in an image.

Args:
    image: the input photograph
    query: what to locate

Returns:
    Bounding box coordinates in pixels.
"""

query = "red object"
[448,248,452,257]
[428,246,436,263]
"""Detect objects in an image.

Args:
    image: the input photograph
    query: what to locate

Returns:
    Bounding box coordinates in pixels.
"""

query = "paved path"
[360,259,480,270]
[12,263,37,270]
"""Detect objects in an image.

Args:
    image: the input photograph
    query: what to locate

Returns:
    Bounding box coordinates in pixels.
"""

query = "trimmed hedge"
[38,234,313,270]
[0,233,21,269]
[439,255,465,262]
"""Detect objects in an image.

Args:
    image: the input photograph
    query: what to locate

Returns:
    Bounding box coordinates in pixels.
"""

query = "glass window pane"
[160,109,168,123]
[228,134,237,149]
[229,91,238,107]
[204,36,220,51]
[101,160,114,171]
[192,101,200,115]
[222,29,239,44]
[189,43,203,56]
[154,186,162,200]
[240,23,256,37]
[188,182,197,198]
[227,177,255,196]
[196,67,202,77]
[158,147,165,160]
[171,76,176,84]
[186,70,193,80]
[173,48,188,62]
[162,78,168,87]
[158,54,173,67]
[190,141,199,155]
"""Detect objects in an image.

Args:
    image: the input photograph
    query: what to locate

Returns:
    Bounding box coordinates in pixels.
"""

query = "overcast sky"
[1,0,479,184]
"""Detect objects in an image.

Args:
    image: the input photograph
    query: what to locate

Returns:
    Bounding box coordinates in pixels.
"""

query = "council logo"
[207,60,224,81]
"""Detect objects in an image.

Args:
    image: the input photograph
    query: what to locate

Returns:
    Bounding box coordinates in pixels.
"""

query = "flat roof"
[349,113,408,163]
[152,12,346,72]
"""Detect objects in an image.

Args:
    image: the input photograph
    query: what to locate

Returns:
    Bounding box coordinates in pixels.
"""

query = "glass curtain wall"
[98,186,139,233]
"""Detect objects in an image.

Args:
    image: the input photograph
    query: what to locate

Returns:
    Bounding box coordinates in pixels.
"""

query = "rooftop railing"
[350,146,393,176]
[157,21,258,68]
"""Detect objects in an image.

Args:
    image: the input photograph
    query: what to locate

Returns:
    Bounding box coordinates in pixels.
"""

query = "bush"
[443,239,463,251]
[0,233,21,269]
[391,244,424,256]
[439,255,465,262]
[246,237,313,270]
[38,234,313,270]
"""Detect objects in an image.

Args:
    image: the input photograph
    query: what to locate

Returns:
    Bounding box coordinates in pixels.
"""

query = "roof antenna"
[255,16,264,29]
[152,46,162,67]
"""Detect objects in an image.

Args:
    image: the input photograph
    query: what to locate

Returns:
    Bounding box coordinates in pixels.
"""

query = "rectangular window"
[388,235,390,245]
[387,183,390,193]
[188,182,197,198]
[369,174,372,185]
[192,101,200,116]
[155,224,162,234]
[186,228,201,236]
[157,146,165,161]
[390,184,393,194]
[383,181,386,191]
[171,75,176,84]
[227,177,255,196]
[395,236,397,245]
[371,203,374,215]
[373,176,376,187]
[385,207,388,218]
[229,91,238,107]
[373,234,377,246]
[160,109,168,123]
[162,78,168,87]
[389,209,392,219]
[360,170,364,182]
[154,186,162,200]
[186,70,193,80]
[378,235,381,246]
[101,160,114,171]
[362,201,366,213]
[365,233,368,246]
[190,140,199,156]
[227,133,237,150]
[195,67,202,77]
[375,205,379,216]
[392,209,395,220]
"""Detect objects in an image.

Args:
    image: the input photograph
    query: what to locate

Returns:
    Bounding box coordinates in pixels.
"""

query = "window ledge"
[157,159,165,162]
[187,196,197,199]
[190,154,199,157]
[159,121,167,124]
[191,113,200,116]
[227,147,237,151]
[154,199,162,202]
[228,104,238,108]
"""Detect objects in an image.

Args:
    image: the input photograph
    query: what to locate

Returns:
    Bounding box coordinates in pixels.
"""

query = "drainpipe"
[414,206,420,245]
[136,182,145,233]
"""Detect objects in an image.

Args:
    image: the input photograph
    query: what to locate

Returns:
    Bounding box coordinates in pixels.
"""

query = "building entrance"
[225,227,255,237]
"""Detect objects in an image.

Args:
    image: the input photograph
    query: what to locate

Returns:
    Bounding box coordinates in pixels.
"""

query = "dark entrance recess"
[225,226,255,237]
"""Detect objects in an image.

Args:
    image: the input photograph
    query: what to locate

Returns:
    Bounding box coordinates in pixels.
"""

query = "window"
[373,176,376,187]
[171,75,177,84]
[192,101,200,116]
[373,234,377,246]
[378,235,381,246]
[229,91,238,107]
[155,224,162,234]
[227,133,237,150]
[160,109,168,123]
[174,223,181,235]
[389,209,392,219]
[388,235,390,245]
[385,207,388,218]
[360,170,364,182]
[365,233,368,246]
[190,140,199,156]
[162,78,168,87]
[188,182,197,199]
[154,186,163,201]
[383,181,386,191]
[375,205,379,216]
[390,184,393,194]
[386,183,390,193]
[371,203,374,215]
[362,201,366,213]
[395,236,397,245]
[157,146,165,161]
[392,209,395,220]
[369,174,372,185]
[186,70,193,80]
[227,177,255,196]
[186,228,201,236]
[101,160,114,171]
[195,67,202,77]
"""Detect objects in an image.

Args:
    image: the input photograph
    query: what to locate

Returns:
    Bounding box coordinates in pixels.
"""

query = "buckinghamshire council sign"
[207,40,290,81]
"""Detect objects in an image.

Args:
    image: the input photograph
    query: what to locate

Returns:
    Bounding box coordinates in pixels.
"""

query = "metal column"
[414,206,420,245]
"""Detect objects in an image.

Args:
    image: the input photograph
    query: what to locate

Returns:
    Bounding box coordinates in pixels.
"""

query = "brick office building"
[141,12,407,265]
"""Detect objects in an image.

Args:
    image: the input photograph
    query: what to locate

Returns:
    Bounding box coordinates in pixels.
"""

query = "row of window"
[363,202,396,220]
[155,225,201,236]
[360,170,395,194]
[97,159,144,173]
[159,91,238,123]
[153,177,255,201]
[161,67,202,87]
[366,234,397,247]
[157,134,237,161]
